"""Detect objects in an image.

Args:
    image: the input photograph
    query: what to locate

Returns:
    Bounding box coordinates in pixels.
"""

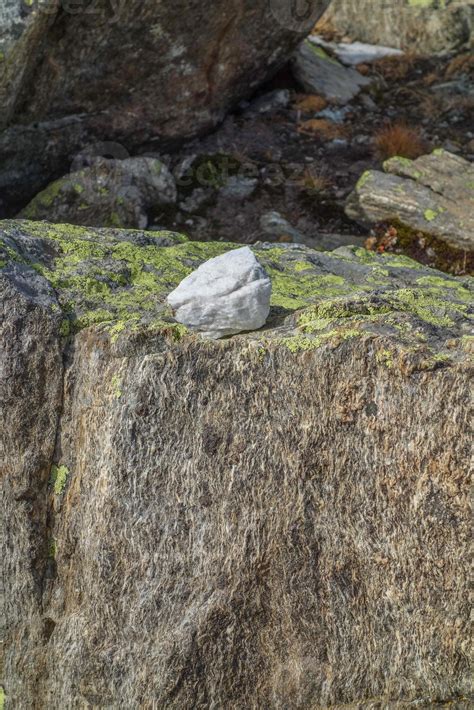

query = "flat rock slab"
[1,220,472,708]
[292,41,371,104]
[346,149,474,255]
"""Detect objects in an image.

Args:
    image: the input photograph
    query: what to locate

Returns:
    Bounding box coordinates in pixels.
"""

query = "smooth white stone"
[167,246,272,339]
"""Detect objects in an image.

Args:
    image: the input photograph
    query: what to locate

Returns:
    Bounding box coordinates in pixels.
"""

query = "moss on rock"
[0,220,472,362]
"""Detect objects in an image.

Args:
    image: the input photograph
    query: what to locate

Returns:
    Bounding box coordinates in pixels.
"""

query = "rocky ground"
[154,49,473,260]
[3,39,473,275]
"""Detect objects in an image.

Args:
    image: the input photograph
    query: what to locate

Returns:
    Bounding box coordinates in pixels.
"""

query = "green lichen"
[416,275,472,301]
[387,288,467,327]
[59,319,71,337]
[111,374,123,399]
[298,297,392,332]
[376,349,395,368]
[356,171,373,190]
[50,465,69,495]
[424,209,438,222]
[279,326,362,353]
[305,40,340,65]
[0,686,4,710]
[21,180,64,218]
[49,538,58,559]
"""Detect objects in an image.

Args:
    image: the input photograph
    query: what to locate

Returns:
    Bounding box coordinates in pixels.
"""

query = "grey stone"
[18,157,177,230]
[345,150,474,253]
[260,210,306,243]
[219,176,258,201]
[292,41,371,105]
[248,89,291,114]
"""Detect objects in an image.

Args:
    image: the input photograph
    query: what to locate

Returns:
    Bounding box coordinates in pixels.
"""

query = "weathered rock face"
[321,0,473,54]
[1,220,472,708]
[346,150,474,274]
[0,0,330,214]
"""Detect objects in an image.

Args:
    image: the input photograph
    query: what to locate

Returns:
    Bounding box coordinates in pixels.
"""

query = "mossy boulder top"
[1,219,472,368]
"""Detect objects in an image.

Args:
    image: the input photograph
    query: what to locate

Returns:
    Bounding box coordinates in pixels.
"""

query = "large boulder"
[1,219,472,708]
[320,0,473,54]
[346,150,474,274]
[0,1,330,214]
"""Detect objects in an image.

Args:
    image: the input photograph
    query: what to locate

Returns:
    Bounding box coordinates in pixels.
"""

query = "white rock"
[167,247,272,340]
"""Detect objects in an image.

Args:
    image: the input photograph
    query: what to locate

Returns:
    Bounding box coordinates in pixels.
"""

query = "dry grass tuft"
[371,53,418,81]
[293,94,328,113]
[297,119,345,140]
[374,123,427,160]
[445,52,474,78]
[312,14,342,42]
[295,167,331,194]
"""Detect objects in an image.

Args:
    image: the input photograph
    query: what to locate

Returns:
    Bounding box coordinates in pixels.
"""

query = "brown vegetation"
[370,53,418,81]
[374,123,427,160]
[298,118,346,140]
[293,93,328,113]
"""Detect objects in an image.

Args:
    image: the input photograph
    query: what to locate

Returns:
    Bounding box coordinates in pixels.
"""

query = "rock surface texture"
[346,150,474,272]
[292,41,371,104]
[321,0,473,54]
[18,156,177,230]
[0,0,330,213]
[0,219,472,708]
[168,247,272,339]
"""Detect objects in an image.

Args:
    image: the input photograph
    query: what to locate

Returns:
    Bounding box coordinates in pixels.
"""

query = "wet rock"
[0,0,330,211]
[19,157,177,229]
[1,218,472,708]
[346,150,474,256]
[167,247,272,339]
[292,41,371,105]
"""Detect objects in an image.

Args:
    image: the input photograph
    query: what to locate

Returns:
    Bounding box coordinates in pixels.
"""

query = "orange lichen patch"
[374,123,427,160]
[293,94,328,113]
[297,119,345,140]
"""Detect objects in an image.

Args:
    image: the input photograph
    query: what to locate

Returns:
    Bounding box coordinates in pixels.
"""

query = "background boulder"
[346,150,474,273]
[0,0,329,213]
[1,219,471,708]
